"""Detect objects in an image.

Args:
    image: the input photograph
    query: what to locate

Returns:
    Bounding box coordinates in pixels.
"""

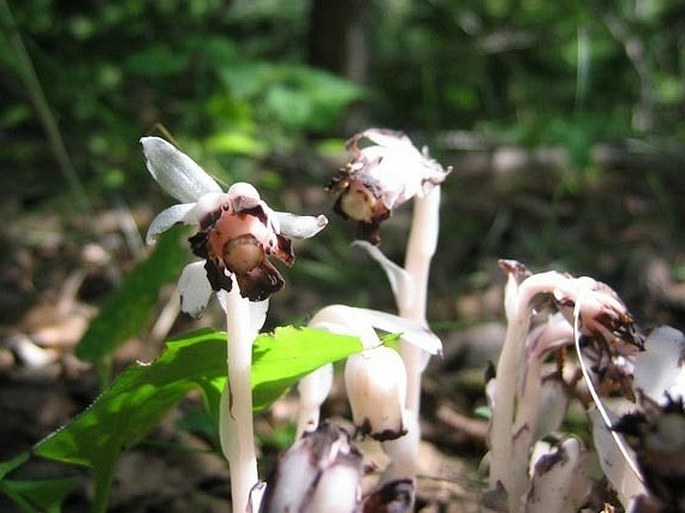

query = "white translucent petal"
[193,192,229,220]
[380,411,419,484]
[274,212,328,239]
[589,407,645,507]
[216,289,228,314]
[308,463,360,513]
[177,261,213,318]
[247,482,266,513]
[249,299,269,333]
[634,325,685,403]
[353,241,414,312]
[348,306,442,355]
[308,306,380,349]
[227,182,260,199]
[503,269,520,323]
[141,136,221,203]
[145,202,197,244]
[535,377,569,440]
[361,128,419,156]
[309,304,441,355]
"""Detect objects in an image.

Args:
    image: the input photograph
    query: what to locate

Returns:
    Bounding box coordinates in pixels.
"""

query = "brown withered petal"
[272,234,295,267]
[189,230,210,259]
[327,128,448,246]
[330,177,390,246]
[204,259,233,293]
[235,259,285,302]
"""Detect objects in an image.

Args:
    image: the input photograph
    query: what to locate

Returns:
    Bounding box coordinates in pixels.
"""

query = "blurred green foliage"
[2,0,684,204]
[0,0,364,200]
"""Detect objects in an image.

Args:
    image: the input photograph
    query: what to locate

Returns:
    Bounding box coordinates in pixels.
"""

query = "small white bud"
[344,346,407,441]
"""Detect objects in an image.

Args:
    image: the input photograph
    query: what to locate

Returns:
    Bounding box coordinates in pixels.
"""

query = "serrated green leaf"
[36,326,361,512]
[76,227,188,361]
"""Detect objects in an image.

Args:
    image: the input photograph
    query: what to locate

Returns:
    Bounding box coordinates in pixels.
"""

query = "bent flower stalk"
[328,128,450,496]
[141,136,327,513]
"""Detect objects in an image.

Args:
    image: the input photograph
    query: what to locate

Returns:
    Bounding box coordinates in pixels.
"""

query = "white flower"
[141,136,328,316]
[327,128,451,245]
[306,304,441,440]
[259,422,362,513]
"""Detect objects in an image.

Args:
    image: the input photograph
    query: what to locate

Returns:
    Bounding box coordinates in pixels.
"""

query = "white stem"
[488,296,530,512]
[219,283,259,513]
[295,363,334,439]
[385,186,440,485]
[510,321,570,499]
[399,186,440,412]
[488,272,575,513]
[507,351,542,511]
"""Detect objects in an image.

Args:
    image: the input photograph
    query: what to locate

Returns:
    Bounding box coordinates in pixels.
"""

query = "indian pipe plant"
[4,128,685,513]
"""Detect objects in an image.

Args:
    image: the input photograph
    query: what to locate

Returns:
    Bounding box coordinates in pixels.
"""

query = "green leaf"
[380,332,402,351]
[251,326,361,411]
[0,453,79,513]
[0,453,29,480]
[474,405,492,420]
[1,477,80,513]
[36,326,361,511]
[76,227,188,362]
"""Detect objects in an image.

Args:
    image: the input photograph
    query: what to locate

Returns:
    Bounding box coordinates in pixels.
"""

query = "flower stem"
[387,186,441,484]
[220,284,259,513]
[488,271,574,512]
[399,186,440,411]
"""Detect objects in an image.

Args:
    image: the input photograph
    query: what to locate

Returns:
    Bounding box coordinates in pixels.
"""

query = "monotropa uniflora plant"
[484,260,644,513]
[327,128,451,494]
[290,304,440,511]
[141,136,327,513]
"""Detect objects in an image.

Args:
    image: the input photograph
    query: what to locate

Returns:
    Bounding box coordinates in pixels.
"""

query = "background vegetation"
[1,0,685,510]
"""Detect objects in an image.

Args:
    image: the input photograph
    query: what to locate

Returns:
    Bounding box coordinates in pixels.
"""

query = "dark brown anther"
[235,259,285,302]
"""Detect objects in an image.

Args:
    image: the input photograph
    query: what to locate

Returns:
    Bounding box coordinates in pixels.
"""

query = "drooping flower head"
[186,183,295,302]
[327,128,451,245]
[141,136,327,316]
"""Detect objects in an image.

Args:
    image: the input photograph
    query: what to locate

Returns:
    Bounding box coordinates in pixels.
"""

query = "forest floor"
[2,141,685,512]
